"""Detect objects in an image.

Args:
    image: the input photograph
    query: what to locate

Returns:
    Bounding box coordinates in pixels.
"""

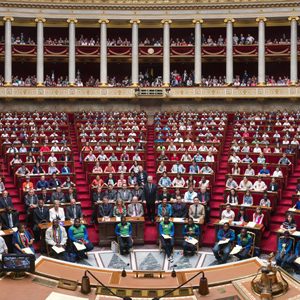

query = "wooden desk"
[214,219,264,247]
[97,216,145,247]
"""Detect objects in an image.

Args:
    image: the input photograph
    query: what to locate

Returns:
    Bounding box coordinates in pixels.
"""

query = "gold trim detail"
[35,18,46,23]
[98,19,109,24]
[288,16,300,21]
[3,16,14,22]
[224,18,235,23]
[161,19,172,24]
[67,18,78,23]
[256,17,267,22]
[130,19,141,24]
[192,19,204,24]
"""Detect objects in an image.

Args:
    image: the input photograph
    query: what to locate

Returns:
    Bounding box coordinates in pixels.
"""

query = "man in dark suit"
[0,206,19,230]
[65,187,77,202]
[98,196,113,218]
[117,184,132,202]
[66,199,82,220]
[0,190,14,209]
[38,188,51,203]
[131,183,143,200]
[51,187,66,203]
[198,187,210,223]
[158,187,171,202]
[137,166,148,186]
[103,184,118,202]
[33,199,50,240]
[92,187,103,204]
[49,173,62,189]
[172,196,187,218]
[142,176,157,223]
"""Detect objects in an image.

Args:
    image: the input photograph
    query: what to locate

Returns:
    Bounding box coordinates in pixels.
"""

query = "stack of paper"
[246,222,256,228]
[115,217,121,222]
[162,234,171,239]
[73,242,86,251]
[186,237,198,245]
[230,245,243,255]
[289,208,296,212]
[12,227,18,232]
[294,257,300,265]
[292,231,300,237]
[121,234,129,238]
[52,246,65,254]
[22,247,34,255]
[172,218,185,223]
[218,238,230,245]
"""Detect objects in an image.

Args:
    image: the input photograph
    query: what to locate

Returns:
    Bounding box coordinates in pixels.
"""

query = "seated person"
[61,162,71,174]
[131,183,143,200]
[0,190,14,209]
[65,187,77,202]
[91,175,104,189]
[33,199,49,240]
[182,217,200,256]
[235,207,249,223]
[188,197,205,224]
[113,199,127,217]
[0,206,19,230]
[97,196,113,218]
[127,196,144,217]
[212,222,235,264]
[221,204,235,221]
[226,176,238,189]
[51,187,66,203]
[159,216,175,262]
[198,186,210,223]
[172,196,187,218]
[158,172,172,188]
[158,187,171,202]
[103,184,118,201]
[275,231,293,269]
[252,206,264,225]
[158,198,172,217]
[45,219,69,260]
[258,165,270,176]
[115,216,133,255]
[68,218,94,260]
[242,190,253,206]
[38,188,51,203]
[36,175,49,189]
[22,176,34,193]
[268,177,279,192]
[66,199,82,220]
[117,184,132,202]
[280,213,297,234]
[0,223,8,255]
[24,188,38,213]
[286,239,300,274]
[199,164,214,174]
[184,186,198,202]
[235,228,253,260]
[252,177,267,192]
[278,153,291,165]
[259,192,271,207]
[171,162,186,173]
[293,196,300,210]
[226,189,239,205]
[12,223,35,254]
[49,173,62,188]
[238,177,252,190]
[49,200,65,222]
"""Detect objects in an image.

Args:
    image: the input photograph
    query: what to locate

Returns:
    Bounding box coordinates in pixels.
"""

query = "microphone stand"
[152,270,208,300]
[81,269,132,300]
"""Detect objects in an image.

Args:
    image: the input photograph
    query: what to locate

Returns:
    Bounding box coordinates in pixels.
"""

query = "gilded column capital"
[193,19,204,24]
[3,17,14,22]
[224,18,235,23]
[35,18,46,23]
[161,19,172,24]
[288,16,299,22]
[256,17,267,22]
[130,19,141,24]
[67,18,78,24]
[98,19,109,24]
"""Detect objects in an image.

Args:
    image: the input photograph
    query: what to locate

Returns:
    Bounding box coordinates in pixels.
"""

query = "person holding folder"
[68,218,94,260]
[159,216,175,262]
[182,217,200,256]
[235,228,253,260]
[115,216,133,255]
[212,222,235,264]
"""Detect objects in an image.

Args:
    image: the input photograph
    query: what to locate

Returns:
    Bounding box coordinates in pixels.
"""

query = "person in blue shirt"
[235,228,253,260]
[61,162,71,174]
[158,172,172,188]
[293,197,300,210]
[189,161,199,174]
[158,198,173,217]
[36,175,49,189]
[12,223,35,255]
[193,152,204,163]
[115,216,133,255]
[159,216,175,262]
[212,222,235,264]
[182,217,200,256]
[286,240,300,274]
[259,165,270,176]
[275,231,293,269]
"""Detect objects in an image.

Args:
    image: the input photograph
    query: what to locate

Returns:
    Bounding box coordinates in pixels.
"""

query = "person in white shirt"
[253,144,262,153]
[239,177,253,190]
[226,176,238,189]
[228,153,241,163]
[221,204,235,221]
[272,167,283,177]
[118,162,127,173]
[184,186,198,202]
[0,222,8,255]
[49,200,65,222]
[252,177,267,191]
[48,152,58,163]
[206,152,215,162]
[181,151,192,162]
[244,164,255,176]
[50,143,61,152]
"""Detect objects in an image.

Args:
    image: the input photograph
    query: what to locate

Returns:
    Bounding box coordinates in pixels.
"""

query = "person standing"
[142,176,157,223]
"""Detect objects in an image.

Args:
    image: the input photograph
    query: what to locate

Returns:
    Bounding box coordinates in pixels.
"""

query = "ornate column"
[162,19,172,87]
[35,18,46,86]
[289,16,299,85]
[193,19,203,85]
[3,17,14,86]
[256,17,267,85]
[130,19,140,87]
[67,18,77,86]
[98,19,109,86]
[224,18,235,85]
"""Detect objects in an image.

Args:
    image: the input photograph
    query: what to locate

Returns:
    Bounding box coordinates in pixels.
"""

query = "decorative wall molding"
[0,87,299,99]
